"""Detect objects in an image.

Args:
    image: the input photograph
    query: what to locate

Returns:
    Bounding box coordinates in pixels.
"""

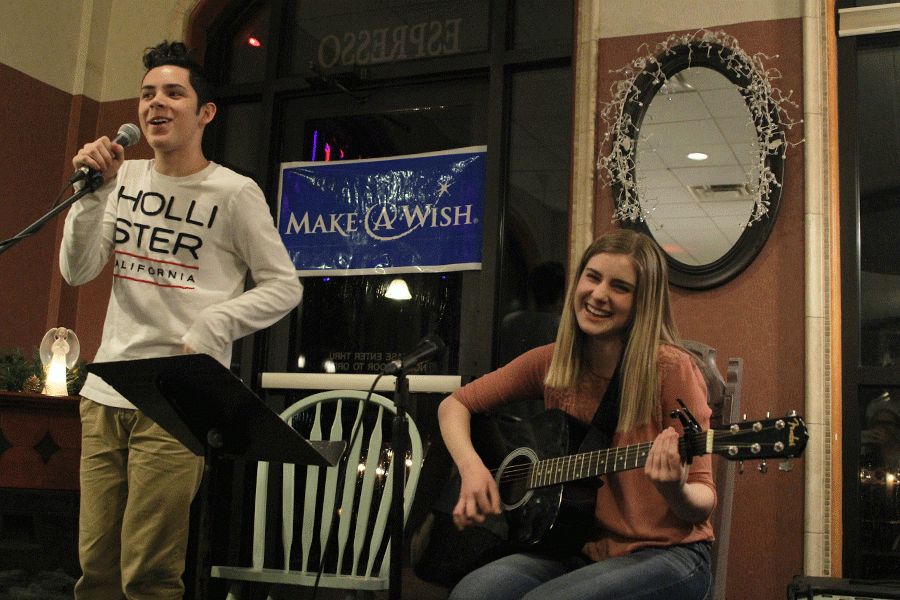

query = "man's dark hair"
[142,41,213,110]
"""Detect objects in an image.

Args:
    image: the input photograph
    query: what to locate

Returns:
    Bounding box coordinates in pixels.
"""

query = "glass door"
[839,4,900,578]
[852,38,900,579]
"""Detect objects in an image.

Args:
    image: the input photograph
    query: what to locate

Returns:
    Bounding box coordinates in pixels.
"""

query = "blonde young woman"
[438,229,715,600]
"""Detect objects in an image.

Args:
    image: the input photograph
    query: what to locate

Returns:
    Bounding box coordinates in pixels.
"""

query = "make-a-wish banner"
[278,146,486,276]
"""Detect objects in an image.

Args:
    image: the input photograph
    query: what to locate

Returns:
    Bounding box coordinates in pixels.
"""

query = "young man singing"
[61,41,302,600]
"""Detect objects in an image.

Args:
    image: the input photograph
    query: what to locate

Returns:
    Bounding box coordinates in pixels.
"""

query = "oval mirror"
[611,41,785,290]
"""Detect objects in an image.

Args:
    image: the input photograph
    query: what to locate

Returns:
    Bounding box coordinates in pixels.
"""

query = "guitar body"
[496,409,602,554]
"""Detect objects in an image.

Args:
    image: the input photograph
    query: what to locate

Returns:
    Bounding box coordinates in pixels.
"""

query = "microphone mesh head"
[117,123,141,147]
[424,333,446,357]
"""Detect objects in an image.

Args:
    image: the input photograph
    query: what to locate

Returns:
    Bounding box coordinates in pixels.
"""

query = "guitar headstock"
[693,415,809,461]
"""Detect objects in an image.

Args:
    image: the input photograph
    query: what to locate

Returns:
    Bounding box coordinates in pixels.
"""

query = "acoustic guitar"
[492,407,809,554]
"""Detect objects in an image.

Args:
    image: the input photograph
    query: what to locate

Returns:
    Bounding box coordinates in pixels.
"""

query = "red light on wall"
[248,37,261,47]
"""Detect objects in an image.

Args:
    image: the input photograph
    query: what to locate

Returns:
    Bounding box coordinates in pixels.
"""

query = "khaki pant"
[75,398,204,600]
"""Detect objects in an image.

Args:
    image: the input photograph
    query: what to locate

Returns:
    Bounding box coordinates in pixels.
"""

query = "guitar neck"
[528,434,706,488]
[511,414,807,491]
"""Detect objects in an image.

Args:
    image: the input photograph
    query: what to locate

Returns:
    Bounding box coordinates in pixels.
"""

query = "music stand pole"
[195,430,225,600]
[390,372,410,600]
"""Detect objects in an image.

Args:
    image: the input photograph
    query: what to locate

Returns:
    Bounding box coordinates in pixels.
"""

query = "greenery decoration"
[0,347,87,396]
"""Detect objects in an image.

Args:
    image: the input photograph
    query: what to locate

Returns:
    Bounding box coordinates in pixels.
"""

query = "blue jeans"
[448,542,711,600]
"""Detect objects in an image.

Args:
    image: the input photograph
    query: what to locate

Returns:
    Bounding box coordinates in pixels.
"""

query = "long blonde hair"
[544,229,684,431]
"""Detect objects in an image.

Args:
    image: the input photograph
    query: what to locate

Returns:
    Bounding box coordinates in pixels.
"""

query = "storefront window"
[842,26,900,579]
[859,386,900,578]
[858,43,900,368]
[276,89,485,375]
[208,0,572,384]
[218,102,263,175]
[283,0,490,78]
[513,0,572,49]
[497,67,571,375]
[294,274,460,376]
[226,1,271,85]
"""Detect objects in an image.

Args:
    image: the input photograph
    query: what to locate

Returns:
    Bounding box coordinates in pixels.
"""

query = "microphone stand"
[0,173,102,257]
[390,370,410,600]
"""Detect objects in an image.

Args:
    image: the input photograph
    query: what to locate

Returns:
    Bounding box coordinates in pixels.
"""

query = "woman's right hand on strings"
[438,395,502,530]
[73,136,125,185]
[453,461,501,530]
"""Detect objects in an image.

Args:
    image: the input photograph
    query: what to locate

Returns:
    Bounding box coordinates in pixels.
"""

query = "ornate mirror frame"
[599,32,796,290]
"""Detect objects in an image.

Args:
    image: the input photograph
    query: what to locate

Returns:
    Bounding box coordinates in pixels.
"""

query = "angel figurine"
[40,327,80,396]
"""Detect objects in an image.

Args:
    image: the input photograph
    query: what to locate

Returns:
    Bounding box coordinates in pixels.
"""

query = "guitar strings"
[493,434,711,484]
[491,425,787,486]
[494,441,658,485]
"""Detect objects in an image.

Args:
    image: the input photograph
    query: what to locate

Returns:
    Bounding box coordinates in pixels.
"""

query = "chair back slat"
[282,462,295,570]
[682,340,742,600]
[368,450,394,577]
[300,402,324,571]
[317,399,345,566]
[251,461,269,570]
[212,389,423,594]
[335,400,367,574]
[352,404,385,575]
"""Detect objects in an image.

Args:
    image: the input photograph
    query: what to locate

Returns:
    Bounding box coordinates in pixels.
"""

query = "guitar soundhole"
[496,448,537,509]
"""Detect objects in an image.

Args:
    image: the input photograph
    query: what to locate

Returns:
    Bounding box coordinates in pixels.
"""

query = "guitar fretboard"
[528,433,707,488]
[495,414,807,493]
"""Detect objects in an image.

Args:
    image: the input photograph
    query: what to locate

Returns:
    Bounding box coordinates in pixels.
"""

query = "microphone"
[382,334,446,375]
[70,123,142,184]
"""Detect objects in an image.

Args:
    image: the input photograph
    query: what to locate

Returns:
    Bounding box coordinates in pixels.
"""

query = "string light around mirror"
[598,29,801,227]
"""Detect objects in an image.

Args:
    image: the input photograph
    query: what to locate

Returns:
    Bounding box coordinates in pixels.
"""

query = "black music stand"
[87,354,346,600]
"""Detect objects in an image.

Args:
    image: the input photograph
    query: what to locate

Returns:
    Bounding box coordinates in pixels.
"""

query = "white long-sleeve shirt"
[61,160,302,408]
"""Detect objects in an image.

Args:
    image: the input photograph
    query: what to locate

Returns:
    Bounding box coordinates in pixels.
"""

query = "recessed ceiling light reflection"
[385,278,412,300]
[687,152,708,161]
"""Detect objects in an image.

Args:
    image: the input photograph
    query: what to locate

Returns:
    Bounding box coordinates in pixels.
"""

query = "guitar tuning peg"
[786,410,798,417]
[779,460,793,472]
[758,460,768,474]
[739,461,745,474]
